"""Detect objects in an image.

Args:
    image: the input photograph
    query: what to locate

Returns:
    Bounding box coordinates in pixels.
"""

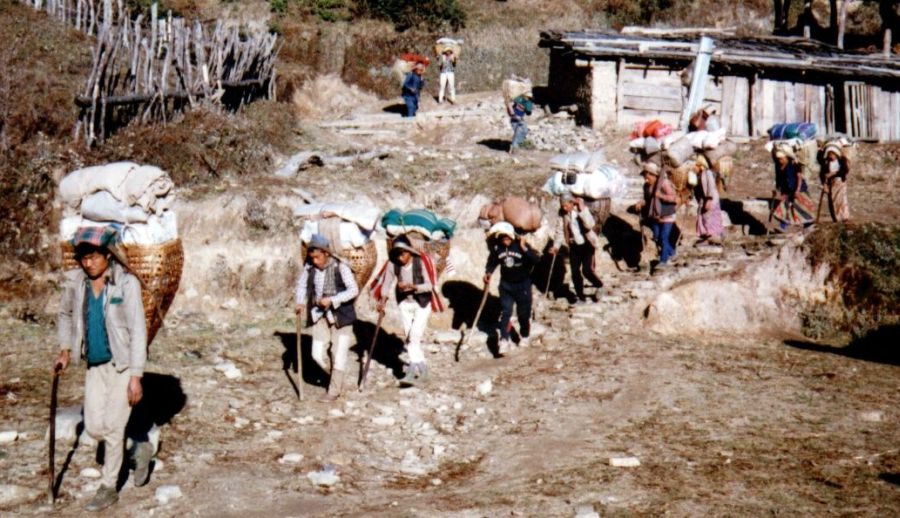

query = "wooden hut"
[539,29,900,142]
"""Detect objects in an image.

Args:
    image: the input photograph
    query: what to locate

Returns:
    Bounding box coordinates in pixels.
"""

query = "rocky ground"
[1,92,899,517]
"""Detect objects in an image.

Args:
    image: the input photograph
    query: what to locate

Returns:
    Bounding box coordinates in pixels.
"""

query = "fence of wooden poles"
[19,0,279,144]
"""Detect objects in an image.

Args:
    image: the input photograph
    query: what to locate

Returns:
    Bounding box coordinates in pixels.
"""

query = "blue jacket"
[402,72,424,97]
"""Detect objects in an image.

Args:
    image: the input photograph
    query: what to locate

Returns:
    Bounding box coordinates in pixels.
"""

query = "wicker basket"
[584,197,611,230]
[300,239,377,289]
[387,233,451,277]
[61,239,184,346]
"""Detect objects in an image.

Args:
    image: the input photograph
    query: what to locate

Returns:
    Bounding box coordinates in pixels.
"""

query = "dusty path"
[2,95,899,516]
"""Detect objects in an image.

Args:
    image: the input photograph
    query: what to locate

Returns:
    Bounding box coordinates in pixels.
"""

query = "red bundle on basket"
[631,120,673,140]
[400,53,430,67]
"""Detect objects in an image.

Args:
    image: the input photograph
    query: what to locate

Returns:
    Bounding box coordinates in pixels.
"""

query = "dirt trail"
[2,95,899,517]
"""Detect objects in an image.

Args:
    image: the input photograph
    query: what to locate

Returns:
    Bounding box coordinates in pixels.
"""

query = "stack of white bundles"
[292,202,381,232]
[664,128,731,168]
[569,164,626,200]
[544,152,625,200]
[548,150,606,173]
[298,220,371,249]
[686,128,728,150]
[57,162,177,245]
[293,202,381,249]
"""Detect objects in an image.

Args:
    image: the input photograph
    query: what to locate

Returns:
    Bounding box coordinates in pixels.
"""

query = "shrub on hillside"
[802,223,900,343]
[354,0,466,32]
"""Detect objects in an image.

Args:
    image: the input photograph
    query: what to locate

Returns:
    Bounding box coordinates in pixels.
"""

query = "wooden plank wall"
[614,64,723,133]
[845,83,900,141]
[617,65,685,129]
[602,60,896,141]
[720,76,750,136]
[749,79,829,138]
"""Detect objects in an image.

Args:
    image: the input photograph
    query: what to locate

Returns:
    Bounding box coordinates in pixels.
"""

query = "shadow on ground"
[784,325,900,366]
[721,198,769,236]
[477,139,510,152]
[383,103,406,115]
[602,214,644,270]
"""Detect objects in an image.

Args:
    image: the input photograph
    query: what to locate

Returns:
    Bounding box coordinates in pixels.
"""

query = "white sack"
[299,220,370,249]
[542,172,568,196]
[58,162,140,207]
[120,211,179,245]
[80,191,150,224]
[293,202,381,231]
[384,224,445,241]
[581,165,626,199]
[660,131,686,150]
[549,150,606,173]
[701,127,728,149]
[687,130,708,150]
[664,136,694,167]
[59,217,108,242]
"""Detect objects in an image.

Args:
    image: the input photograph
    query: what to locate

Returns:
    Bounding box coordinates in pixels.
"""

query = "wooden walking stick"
[765,189,778,236]
[456,281,490,362]
[358,310,385,391]
[814,184,827,223]
[48,365,61,504]
[543,250,558,300]
[295,312,304,401]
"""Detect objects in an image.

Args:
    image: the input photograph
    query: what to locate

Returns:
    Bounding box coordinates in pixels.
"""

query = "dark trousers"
[499,279,532,340]
[651,221,676,264]
[569,242,602,298]
[403,94,419,117]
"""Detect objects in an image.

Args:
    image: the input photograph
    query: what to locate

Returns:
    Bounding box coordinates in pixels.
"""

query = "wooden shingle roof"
[540,30,900,79]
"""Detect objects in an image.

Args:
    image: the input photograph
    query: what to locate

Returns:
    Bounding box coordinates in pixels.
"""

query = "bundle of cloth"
[382,208,456,241]
[764,122,820,177]
[391,53,430,86]
[543,151,625,200]
[820,136,854,163]
[502,75,533,105]
[58,161,178,245]
[293,202,380,250]
[768,122,817,141]
[434,37,462,57]
[629,112,737,191]
[478,196,542,234]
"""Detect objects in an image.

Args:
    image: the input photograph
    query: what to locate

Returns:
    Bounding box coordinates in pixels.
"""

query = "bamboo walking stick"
[295,312,304,401]
[543,250,558,300]
[358,310,385,391]
[456,281,490,362]
[765,189,778,236]
[814,183,827,223]
[48,365,61,505]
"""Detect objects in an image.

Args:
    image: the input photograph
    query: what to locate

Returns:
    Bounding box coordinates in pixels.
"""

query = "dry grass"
[291,74,378,119]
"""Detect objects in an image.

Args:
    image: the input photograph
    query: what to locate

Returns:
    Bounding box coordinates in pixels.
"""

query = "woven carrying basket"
[300,240,377,289]
[584,197,612,230]
[61,239,184,346]
[387,232,451,277]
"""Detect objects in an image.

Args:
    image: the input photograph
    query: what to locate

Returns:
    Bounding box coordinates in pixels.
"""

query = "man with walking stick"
[53,226,150,511]
[484,222,539,355]
[294,234,359,401]
[370,236,443,387]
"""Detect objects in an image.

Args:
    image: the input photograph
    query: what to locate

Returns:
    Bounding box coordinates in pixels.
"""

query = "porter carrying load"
[58,162,183,345]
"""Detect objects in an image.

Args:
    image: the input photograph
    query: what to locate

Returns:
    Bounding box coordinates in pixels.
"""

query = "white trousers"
[439,72,456,103]
[399,299,432,364]
[84,363,133,488]
[310,317,353,373]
